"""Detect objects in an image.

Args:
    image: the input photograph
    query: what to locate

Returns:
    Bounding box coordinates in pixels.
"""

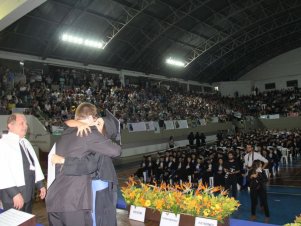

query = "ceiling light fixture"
[165,57,186,67]
[61,33,104,49]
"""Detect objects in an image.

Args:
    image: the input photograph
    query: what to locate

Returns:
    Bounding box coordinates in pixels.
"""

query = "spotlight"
[166,57,186,67]
[61,33,104,49]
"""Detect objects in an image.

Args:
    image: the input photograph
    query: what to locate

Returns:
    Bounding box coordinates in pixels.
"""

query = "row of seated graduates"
[134,129,301,188]
[134,144,248,188]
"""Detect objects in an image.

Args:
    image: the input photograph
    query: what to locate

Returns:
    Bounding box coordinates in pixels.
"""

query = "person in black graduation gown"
[213,158,225,187]
[135,156,147,180]
[195,132,201,148]
[200,133,206,146]
[188,132,195,146]
[224,151,240,198]
[248,160,270,222]
[202,158,213,186]
[192,157,203,186]
[174,157,185,183]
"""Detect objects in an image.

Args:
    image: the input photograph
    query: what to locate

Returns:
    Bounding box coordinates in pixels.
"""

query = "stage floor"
[31,158,301,226]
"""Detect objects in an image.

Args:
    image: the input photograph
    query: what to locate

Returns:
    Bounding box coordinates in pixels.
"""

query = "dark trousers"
[94,188,117,226]
[2,201,32,213]
[48,211,93,226]
[250,189,270,217]
[225,177,238,199]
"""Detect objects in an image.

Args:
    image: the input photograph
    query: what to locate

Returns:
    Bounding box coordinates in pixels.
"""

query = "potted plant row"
[121,177,240,226]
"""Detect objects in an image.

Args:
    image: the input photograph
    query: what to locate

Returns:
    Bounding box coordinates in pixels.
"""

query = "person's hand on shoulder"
[77,123,91,137]
[93,118,105,134]
[64,119,91,137]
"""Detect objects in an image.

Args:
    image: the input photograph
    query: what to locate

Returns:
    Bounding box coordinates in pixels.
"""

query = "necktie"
[19,140,35,170]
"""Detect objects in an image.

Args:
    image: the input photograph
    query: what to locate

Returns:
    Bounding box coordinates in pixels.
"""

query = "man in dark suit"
[46,103,121,226]
[50,115,121,226]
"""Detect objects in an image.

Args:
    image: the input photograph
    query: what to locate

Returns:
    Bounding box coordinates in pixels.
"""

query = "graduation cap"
[103,109,121,145]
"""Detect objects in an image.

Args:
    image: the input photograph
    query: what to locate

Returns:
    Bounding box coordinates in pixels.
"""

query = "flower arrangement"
[121,177,240,222]
[284,214,301,226]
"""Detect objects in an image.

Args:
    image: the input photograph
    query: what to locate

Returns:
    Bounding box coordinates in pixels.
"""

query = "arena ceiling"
[1,0,301,83]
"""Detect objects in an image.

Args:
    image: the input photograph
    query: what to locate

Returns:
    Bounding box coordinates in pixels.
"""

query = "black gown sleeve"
[85,127,122,158]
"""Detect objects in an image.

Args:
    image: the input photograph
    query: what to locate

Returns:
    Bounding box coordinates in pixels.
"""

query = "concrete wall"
[213,48,301,96]
[214,80,253,97]
[252,74,301,92]
[120,122,233,157]
[259,117,301,130]
[240,47,301,82]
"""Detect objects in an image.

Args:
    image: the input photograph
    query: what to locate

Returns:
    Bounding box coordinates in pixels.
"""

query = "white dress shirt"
[0,132,44,189]
[244,151,268,169]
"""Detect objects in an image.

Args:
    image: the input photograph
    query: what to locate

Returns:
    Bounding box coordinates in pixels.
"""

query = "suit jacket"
[45,126,121,213]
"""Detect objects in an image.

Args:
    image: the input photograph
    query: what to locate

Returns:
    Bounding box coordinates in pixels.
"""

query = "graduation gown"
[0,133,44,205]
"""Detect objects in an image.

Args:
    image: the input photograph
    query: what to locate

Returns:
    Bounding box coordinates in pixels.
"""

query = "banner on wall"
[127,121,156,132]
[260,114,280,119]
[211,117,219,123]
[153,121,161,133]
[198,119,207,126]
[128,122,146,132]
[164,120,175,130]
[12,108,29,113]
[288,112,299,117]
[269,114,280,119]
[173,120,188,129]
[145,121,155,131]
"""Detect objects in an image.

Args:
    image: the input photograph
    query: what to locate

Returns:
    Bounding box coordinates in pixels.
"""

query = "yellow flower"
[203,209,210,217]
[145,200,151,207]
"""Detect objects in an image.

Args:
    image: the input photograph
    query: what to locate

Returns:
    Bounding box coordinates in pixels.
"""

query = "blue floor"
[232,186,301,225]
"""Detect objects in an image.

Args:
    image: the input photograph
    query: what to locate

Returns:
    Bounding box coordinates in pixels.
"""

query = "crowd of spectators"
[1,65,301,133]
[135,129,301,192]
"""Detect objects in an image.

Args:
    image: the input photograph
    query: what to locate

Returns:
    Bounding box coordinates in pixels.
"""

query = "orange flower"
[155,199,164,210]
[129,191,136,199]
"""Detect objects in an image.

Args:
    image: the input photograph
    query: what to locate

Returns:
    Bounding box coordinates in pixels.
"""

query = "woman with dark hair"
[248,160,270,222]
[213,158,225,187]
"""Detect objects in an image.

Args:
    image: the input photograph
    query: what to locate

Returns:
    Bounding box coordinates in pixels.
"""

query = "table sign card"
[195,217,218,226]
[159,211,180,226]
[129,205,146,222]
